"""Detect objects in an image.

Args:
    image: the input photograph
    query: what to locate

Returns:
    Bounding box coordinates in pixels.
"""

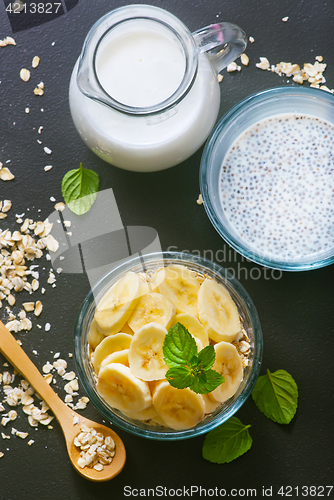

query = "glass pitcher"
[69,4,247,172]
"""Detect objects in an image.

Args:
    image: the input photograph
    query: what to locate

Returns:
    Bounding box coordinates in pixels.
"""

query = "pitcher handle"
[192,22,247,74]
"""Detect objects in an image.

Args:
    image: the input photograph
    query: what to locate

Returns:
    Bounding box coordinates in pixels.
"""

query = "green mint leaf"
[61,163,100,215]
[165,366,194,389]
[197,345,216,371]
[252,369,298,424]
[163,323,198,368]
[202,417,252,464]
[190,369,225,395]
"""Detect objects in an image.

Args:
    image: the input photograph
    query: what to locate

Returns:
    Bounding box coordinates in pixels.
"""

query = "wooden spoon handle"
[0,320,72,421]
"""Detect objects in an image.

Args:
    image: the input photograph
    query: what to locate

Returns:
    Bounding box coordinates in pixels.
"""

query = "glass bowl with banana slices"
[74,251,263,440]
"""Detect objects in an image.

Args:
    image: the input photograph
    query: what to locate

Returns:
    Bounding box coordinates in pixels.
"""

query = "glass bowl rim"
[73,251,263,440]
[199,85,334,272]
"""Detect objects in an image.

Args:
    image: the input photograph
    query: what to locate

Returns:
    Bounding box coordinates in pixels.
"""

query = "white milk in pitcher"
[69,21,220,172]
[96,30,186,108]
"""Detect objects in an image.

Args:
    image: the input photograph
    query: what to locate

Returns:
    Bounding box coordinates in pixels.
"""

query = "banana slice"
[210,341,243,403]
[97,363,152,413]
[87,319,105,350]
[172,313,209,347]
[138,272,159,297]
[128,322,168,381]
[202,394,221,414]
[100,348,129,370]
[152,380,206,430]
[92,333,133,374]
[94,271,140,335]
[197,278,241,342]
[157,264,201,317]
[122,405,158,422]
[128,292,175,333]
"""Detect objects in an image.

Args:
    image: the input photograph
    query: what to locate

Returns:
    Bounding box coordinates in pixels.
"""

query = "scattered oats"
[47,270,56,284]
[240,53,249,66]
[5,320,20,333]
[56,267,63,274]
[68,353,73,358]
[27,439,35,445]
[32,56,40,68]
[34,87,44,96]
[44,165,52,171]
[63,371,76,381]
[2,200,12,212]
[1,433,10,439]
[8,410,17,421]
[0,213,7,219]
[66,395,73,404]
[54,352,60,359]
[227,61,241,72]
[41,287,46,294]
[38,126,43,134]
[31,279,39,291]
[46,254,51,261]
[16,430,29,439]
[18,310,26,320]
[42,362,53,374]
[0,452,4,458]
[217,73,223,83]
[0,167,15,181]
[54,202,65,212]
[256,57,270,70]
[32,350,38,355]
[1,417,11,426]
[0,404,5,412]
[5,36,16,45]
[23,302,35,312]
[282,16,289,22]
[20,68,30,82]
[66,231,72,236]
[64,379,79,394]
[37,81,44,89]
[45,323,51,332]
[63,220,71,228]
[196,194,203,205]
[316,55,323,62]
[43,234,59,252]
[249,36,255,43]
[34,300,43,316]
[43,146,52,155]
[36,324,42,329]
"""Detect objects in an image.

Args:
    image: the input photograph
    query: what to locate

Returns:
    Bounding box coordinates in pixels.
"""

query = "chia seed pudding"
[219,113,334,261]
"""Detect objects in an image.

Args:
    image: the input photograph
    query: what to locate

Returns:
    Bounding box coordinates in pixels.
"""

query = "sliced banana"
[128,292,175,333]
[137,272,159,297]
[128,322,168,381]
[172,313,209,347]
[157,264,201,317]
[210,341,243,403]
[120,322,134,335]
[202,394,221,414]
[197,278,241,342]
[97,363,152,413]
[92,333,133,374]
[94,271,140,335]
[87,319,105,350]
[100,348,129,370]
[122,405,158,422]
[152,380,206,430]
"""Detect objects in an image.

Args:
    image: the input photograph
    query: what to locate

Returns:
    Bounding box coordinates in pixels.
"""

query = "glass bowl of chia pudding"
[73,251,263,440]
[200,86,334,271]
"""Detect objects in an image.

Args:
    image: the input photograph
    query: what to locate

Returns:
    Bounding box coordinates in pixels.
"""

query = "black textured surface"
[0,1,334,499]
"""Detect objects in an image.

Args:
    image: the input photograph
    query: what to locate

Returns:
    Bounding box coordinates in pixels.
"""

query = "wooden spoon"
[0,320,126,481]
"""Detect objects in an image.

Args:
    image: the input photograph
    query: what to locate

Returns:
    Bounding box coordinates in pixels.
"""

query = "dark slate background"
[0,0,333,499]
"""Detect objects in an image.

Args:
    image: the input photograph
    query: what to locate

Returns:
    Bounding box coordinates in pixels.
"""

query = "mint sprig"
[61,163,100,215]
[163,323,224,394]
